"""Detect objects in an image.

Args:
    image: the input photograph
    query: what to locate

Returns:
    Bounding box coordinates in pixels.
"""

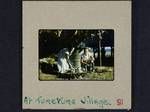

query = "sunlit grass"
[39,66,114,81]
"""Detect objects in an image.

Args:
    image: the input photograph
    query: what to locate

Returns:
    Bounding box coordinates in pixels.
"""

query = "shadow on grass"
[39,66,113,81]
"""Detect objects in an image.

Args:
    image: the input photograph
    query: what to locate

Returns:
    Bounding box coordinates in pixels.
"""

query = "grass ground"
[39,66,114,81]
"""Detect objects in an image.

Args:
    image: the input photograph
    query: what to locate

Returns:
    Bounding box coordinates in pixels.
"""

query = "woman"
[57,48,71,73]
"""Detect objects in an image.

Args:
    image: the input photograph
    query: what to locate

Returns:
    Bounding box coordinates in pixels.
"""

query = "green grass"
[39,66,114,81]
[83,72,113,80]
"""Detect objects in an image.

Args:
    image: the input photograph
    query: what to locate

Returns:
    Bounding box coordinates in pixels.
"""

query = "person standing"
[57,48,71,73]
[81,47,95,72]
